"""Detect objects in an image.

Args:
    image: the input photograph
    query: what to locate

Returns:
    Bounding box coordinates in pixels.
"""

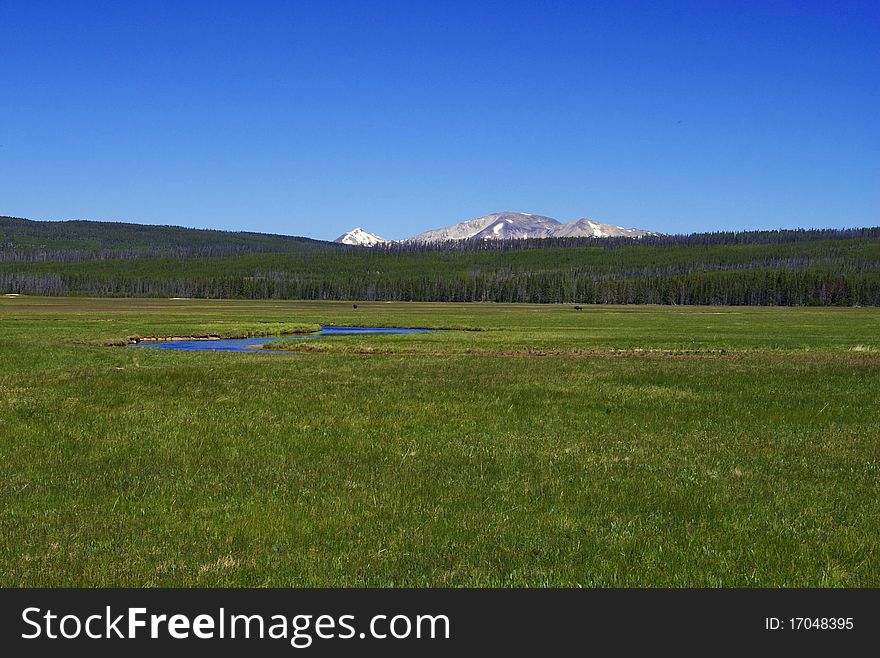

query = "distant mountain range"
[334,211,654,246]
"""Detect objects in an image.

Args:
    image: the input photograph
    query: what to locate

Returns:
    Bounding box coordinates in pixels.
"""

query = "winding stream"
[131,326,434,352]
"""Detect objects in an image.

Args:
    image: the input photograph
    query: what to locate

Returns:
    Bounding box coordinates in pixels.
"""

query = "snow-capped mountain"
[407,212,653,243]
[334,227,388,247]
[408,212,560,242]
[550,218,651,238]
[334,212,653,246]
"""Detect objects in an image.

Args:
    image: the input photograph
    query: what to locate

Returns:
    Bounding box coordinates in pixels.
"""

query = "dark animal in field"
[352,304,358,309]
[573,305,583,311]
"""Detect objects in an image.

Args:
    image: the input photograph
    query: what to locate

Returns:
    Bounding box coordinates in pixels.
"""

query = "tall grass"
[1,297,877,586]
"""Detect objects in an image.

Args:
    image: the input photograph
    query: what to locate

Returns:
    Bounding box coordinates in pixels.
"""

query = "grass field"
[1,296,878,586]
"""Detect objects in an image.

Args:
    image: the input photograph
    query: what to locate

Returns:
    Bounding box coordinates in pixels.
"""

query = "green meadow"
[1,296,878,586]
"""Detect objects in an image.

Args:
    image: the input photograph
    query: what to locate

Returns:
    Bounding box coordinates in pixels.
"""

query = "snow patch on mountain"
[334,227,388,247]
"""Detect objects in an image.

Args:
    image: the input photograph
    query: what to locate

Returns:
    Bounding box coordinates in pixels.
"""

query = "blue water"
[131,325,433,352]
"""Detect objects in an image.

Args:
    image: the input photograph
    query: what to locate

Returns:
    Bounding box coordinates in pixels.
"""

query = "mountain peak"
[407,212,652,242]
[407,212,560,242]
[334,227,388,247]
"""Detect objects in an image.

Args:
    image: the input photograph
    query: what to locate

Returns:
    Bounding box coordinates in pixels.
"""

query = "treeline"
[1,223,878,305]
[382,227,880,254]
[0,243,360,263]
[3,265,875,306]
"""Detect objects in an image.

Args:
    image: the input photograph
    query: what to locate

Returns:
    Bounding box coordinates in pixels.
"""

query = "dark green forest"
[2,216,879,305]
[0,215,341,259]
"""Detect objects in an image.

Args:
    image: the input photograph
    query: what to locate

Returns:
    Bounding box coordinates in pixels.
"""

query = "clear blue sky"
[1,1,877,240]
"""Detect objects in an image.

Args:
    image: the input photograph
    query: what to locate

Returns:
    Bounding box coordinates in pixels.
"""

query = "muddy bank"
[128,334,223,344]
